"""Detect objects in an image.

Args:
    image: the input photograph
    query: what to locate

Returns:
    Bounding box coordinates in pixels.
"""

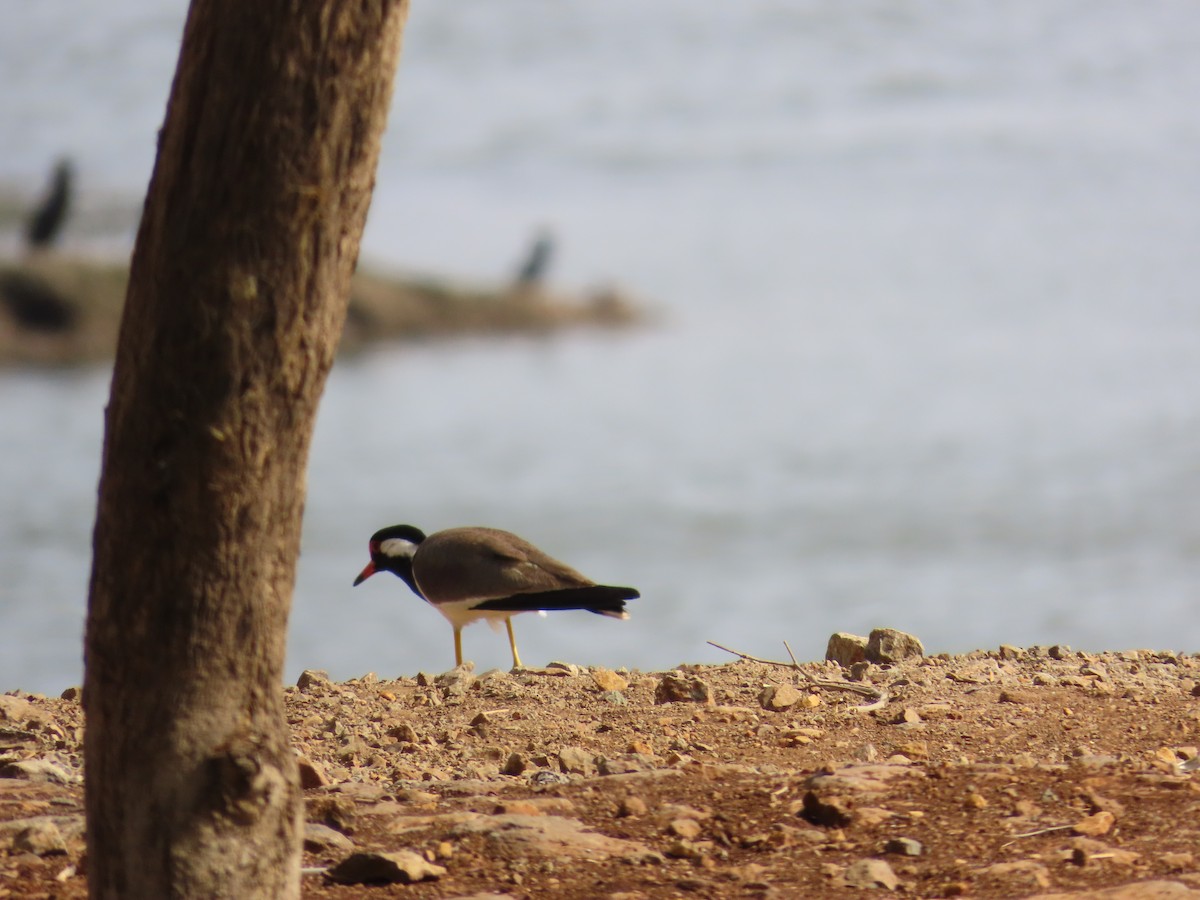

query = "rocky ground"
[5,640,1200,899]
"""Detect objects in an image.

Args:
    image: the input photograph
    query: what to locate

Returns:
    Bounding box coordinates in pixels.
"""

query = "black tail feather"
[473,584,638,617]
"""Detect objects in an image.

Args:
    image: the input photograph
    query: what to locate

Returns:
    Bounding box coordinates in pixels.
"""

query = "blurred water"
[2,1,1199,693]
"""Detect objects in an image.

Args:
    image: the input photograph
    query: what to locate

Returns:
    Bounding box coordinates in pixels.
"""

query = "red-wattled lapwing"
[353,524,638,669]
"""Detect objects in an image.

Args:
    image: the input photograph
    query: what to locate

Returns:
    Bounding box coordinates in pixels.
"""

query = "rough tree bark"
[83,3,408,897]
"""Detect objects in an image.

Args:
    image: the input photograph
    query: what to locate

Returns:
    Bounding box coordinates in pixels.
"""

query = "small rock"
[591,667,629,692]
[801,792,854,828]
[60,686,82,701]
[326,850,445,885]
[0,759,73,784]
[999,688,1038,705]
[1072,810,1115,836]
[502,752,527,777]
[0,695,40,724]
[759,683,804,711]
[853,807,896,827]
[558,746,595,776]
[826,633,869,667]
[296,669,331,691]
[296,754,331,789]
[891,707,922,725]
[307,795,357,834]
[389,722,420,743]
[663,839,705,860]
[844,858,899,891]
[303,822,354,853]
[618,795,648,817]
[436,665,476,695]
[655,673,714,705]
[892,741,929,759]
[866,629,924,664]
[13,820,67,856]
[668,818,702,840]
[1160,852,1195,871]
[848,661,872,681]
[597,755,654,776]
[964,791,989,810]
[884,837,923,857]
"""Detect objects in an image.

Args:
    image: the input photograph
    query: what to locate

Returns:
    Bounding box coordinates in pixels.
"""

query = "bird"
[353,524,638,669]
[512,229,555,287]
[25,159,74,251]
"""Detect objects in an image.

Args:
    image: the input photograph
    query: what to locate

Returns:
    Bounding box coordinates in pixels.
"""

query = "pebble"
[591,667,629,692]
[654,673,714,705]
[759,683,804,710]
[618,795,648,817]
[866,629,925,664]
[0,695,51,725]
[801,791,854,828]
[844,858,900,890]
[892,707,923,725]
[826,632,869,667]
[667,817,702,839]
[557,747,596,776]
[12,819,67,856]
[296,669,331,691]
[436,666,477,696]
[502,752,527,776]
[884,837,923,857]
[303,822,354,853]
[964,791,989,810]
[0,759,74,784]
[296,754,330,789]
[1072,810,1115,836]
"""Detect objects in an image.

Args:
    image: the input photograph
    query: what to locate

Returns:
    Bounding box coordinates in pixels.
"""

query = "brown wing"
[413,526,594,602]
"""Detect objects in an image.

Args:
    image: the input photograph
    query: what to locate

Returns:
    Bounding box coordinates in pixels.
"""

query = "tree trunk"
[83,3,408,897]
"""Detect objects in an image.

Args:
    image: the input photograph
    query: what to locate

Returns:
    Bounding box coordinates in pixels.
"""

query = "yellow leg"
[506,618,522,669]
[454,626,463,667]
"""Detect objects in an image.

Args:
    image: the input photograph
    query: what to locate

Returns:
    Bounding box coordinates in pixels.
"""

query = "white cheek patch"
[379,538,417,560]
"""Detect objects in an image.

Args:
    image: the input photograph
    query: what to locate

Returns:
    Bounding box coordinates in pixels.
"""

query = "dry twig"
[707,640,889,711]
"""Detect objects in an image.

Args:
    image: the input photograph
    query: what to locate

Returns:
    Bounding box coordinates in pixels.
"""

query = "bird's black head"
[353,524,427,596]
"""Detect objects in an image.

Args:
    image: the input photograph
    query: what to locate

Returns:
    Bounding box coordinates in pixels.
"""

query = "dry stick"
[707,640,889,711]
[1008,823,1077,839]
[999,823,1078,849]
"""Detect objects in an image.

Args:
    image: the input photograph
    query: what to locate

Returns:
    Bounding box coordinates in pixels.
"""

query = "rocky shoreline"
[4,644,1200,898]
[0,255,643,367]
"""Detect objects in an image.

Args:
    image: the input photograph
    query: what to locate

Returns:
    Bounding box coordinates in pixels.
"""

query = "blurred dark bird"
[0,271,77,332]
[25,159,74,251]
[353,523,637,669]
[512,229,555,287]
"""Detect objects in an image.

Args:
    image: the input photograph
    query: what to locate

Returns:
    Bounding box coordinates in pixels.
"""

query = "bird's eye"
[379,538,416,559]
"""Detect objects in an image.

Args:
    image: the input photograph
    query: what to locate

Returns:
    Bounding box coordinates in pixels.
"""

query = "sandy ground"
[5,644,1200,898]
